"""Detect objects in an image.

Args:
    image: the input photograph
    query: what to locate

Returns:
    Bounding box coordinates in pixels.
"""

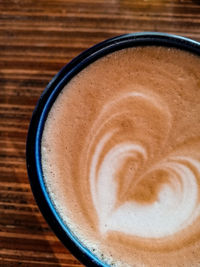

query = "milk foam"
[42,46,200,266]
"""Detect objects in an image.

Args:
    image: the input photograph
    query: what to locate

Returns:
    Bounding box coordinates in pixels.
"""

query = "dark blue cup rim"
[26,32,200,267]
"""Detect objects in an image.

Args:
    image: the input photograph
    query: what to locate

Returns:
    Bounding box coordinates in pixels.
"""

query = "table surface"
[0,0,200,266]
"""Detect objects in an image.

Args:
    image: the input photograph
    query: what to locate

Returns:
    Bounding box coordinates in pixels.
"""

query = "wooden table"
[0,0,200,266]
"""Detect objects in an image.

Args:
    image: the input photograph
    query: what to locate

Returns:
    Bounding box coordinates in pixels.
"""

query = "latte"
[41,46,200,266]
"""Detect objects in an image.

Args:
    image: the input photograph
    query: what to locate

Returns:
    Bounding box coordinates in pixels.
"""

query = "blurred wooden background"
[0,0,200,266]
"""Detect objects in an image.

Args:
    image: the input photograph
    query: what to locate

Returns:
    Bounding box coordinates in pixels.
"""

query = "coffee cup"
[26,32,200,266]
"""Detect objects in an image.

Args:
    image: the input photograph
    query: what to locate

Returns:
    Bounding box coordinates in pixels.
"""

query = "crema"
[41,46,200,266]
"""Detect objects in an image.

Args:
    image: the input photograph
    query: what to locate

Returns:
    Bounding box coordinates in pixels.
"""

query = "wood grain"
[0,0,200,266]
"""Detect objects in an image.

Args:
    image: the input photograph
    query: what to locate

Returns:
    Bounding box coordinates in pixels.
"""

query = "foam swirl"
[85,91,200,239]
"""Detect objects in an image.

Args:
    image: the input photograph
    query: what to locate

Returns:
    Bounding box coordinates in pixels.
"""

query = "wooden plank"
[0,0,199,266]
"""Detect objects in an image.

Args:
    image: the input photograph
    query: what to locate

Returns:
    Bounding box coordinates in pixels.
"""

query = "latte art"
[86,91,200,239]
[42,46,200,266]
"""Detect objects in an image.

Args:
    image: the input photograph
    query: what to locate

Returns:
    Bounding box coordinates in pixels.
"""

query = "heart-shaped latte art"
[85,90,200,239]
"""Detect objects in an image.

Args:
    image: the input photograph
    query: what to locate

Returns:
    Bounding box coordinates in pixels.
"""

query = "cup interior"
[26,32,200,267]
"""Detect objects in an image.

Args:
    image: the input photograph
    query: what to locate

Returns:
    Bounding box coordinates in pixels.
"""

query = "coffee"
[41,46,200,266]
